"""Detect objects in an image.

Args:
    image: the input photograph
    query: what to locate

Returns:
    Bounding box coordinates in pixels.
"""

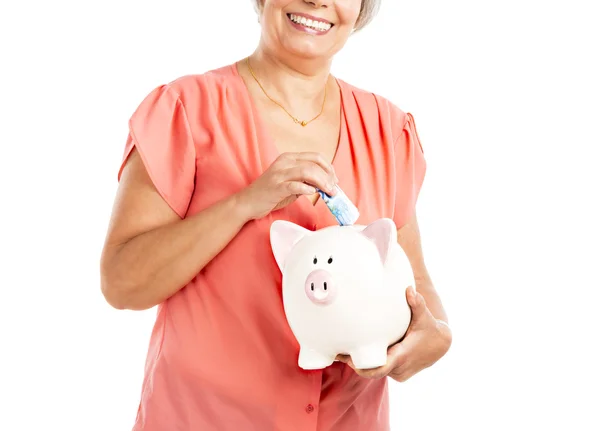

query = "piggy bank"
[270,218,414,370]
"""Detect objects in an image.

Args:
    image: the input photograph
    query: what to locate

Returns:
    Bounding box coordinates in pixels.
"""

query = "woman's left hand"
[336,287,452,382]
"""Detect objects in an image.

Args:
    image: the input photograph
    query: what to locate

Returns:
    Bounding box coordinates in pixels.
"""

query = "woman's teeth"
[288,14,332,32]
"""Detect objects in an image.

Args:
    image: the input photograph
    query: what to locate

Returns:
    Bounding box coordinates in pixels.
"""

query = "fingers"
[282,162,337,196]
[284,181,317,196]
[336,342,409,380]
[246,151,339,219]
[284,152,338,181]
[406,285,430,315]
[405,285,418,307]
[345,358,393,380]
[335,354,351,363]
[277,153,338,194]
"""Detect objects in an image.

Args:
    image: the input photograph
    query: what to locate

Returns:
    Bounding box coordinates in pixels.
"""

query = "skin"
[100,0,451,381]
[336,216,452,381]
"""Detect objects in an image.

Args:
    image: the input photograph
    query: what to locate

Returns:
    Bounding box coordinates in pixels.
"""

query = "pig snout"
[304,269,337,305]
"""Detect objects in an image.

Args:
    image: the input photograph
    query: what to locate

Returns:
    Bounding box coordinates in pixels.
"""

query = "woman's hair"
[251,0,382,31]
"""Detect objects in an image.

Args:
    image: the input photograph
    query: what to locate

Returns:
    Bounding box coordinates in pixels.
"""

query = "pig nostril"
[305,271,336,304]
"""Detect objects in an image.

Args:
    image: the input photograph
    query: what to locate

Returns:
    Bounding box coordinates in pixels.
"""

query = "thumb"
[406,286,427,317]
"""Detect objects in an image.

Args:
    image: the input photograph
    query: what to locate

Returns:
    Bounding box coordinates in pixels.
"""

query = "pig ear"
[360,218,397,264]
[270,220,312,272]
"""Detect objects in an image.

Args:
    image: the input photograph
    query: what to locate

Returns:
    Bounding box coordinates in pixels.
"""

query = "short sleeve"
[392,112,427,228]
[118,84,196,219]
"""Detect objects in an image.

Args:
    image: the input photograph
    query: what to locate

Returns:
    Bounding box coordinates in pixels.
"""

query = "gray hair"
[251,0,381,31]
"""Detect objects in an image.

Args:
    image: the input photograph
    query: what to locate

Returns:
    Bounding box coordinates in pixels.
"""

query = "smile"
[287,13,333,34]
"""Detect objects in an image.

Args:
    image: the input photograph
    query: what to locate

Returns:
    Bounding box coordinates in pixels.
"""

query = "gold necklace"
[245,57,327,127]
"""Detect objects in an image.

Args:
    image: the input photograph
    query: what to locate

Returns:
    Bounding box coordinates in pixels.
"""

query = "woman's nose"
[304,0,330,8]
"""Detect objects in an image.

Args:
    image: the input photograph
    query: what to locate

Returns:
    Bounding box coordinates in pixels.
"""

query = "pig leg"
[298,347,335,370]
[350,344,388,370]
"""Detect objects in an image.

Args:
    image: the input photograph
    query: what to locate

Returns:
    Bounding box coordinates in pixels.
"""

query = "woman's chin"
[281,40,333,61]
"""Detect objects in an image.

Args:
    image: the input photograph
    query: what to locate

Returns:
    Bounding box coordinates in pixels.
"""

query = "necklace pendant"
[300,120,307,127]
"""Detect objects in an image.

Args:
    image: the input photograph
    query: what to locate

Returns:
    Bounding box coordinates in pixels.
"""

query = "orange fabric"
[118,63,426,431]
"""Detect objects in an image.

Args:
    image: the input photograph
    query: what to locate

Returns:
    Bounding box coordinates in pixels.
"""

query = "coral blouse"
[118,63,426,431]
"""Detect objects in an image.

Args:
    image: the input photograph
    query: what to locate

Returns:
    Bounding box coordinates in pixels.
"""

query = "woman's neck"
[246,47,333,115]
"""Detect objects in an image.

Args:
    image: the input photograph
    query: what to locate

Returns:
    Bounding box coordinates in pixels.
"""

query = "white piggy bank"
[270,218,414,370]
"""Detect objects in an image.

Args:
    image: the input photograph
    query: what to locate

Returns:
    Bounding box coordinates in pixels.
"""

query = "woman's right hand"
[236,152,339,220]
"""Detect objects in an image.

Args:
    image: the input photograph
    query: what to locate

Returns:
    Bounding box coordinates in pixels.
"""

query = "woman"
[100,0,452,429]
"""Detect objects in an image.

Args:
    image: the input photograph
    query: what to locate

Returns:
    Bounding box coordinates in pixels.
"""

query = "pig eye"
[313,257,317,264]
[327,257,333,264]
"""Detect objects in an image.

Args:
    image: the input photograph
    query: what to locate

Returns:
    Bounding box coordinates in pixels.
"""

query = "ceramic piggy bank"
[270,218,414,370]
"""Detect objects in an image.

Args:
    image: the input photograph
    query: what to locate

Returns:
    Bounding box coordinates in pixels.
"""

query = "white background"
[1,0,599,430]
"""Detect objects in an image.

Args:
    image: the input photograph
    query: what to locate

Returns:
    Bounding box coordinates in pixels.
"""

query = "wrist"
[229,189,256,224]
